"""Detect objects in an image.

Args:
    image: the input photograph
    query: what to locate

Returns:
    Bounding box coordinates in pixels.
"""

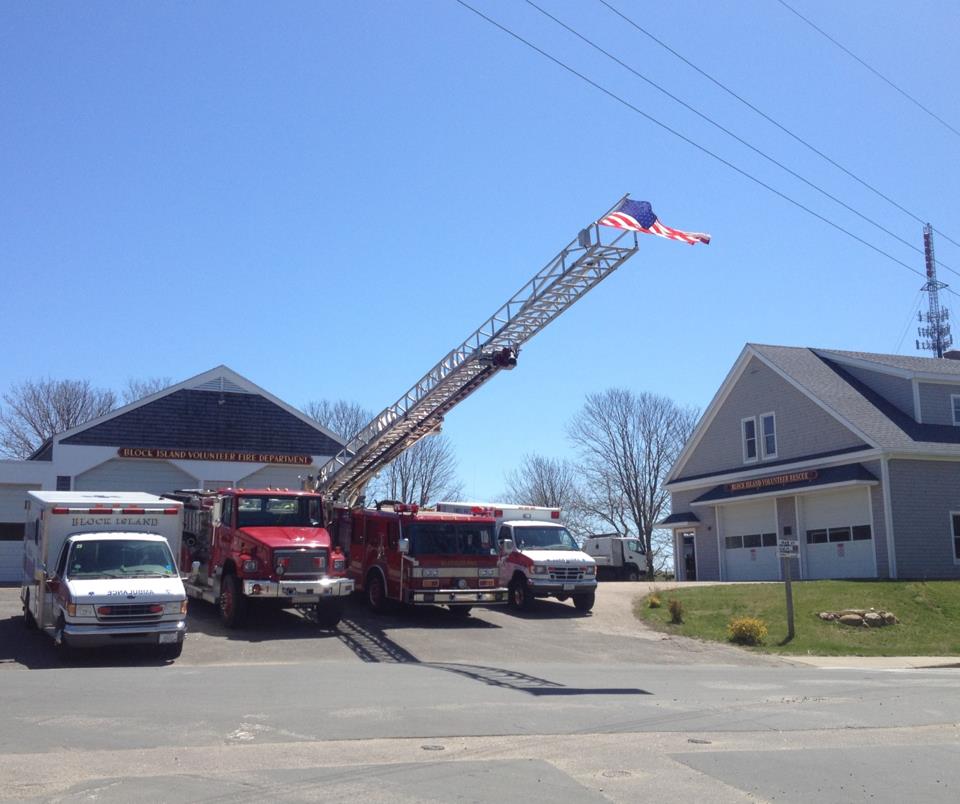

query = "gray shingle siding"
[843,366,915,419]
[863,459,890,578]
[917,382,960,426]
[678,357,867,479]
[888,458,960,579]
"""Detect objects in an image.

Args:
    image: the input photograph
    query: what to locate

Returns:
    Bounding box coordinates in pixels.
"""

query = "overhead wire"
[523,0,960,279]
[596,0,960,251]
[452,0,960,300]
[775,0,960,142]
[893,290,925,353]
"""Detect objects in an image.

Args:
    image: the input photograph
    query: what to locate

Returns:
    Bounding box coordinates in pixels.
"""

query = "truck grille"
[97,604,163,621]
[549,566,583,581]
[275,548,326,577]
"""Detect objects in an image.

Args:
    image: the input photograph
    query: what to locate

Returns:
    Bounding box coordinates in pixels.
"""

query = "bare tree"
[122,377,173,404]
[502,453,592,539]
[303,399,372,441]
[369,434,464,506]
[568,389,698,577]
[0,378,117,459]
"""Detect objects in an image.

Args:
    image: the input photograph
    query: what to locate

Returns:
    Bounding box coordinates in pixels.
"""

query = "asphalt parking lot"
[0,580,768,670]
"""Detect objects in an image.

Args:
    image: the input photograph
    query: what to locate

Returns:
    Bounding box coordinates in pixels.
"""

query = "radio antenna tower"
[916,223,952,358]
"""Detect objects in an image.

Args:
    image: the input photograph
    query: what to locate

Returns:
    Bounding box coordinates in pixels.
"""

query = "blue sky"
[2,1,959,499]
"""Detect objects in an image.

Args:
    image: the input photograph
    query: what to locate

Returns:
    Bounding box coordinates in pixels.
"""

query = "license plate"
[158,633,178,644]
[563,583,575,591]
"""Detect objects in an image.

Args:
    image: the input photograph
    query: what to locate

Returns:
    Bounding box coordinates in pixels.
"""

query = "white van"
[436,502,597,612]
[21,491,188,658]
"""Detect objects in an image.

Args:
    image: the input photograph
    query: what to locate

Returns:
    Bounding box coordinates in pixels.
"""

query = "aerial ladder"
[310,195,641,508]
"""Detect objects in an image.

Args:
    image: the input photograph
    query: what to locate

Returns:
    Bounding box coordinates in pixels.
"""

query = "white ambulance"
[21,491,188,658]
[435,502,597,612]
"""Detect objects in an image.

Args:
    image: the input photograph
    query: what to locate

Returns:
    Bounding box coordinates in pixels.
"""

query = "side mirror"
[45,576,60,594]
[398,537,410,554]
[500,538,515,554]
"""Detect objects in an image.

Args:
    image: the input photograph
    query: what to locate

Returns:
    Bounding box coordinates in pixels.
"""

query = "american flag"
[598,199,710,245]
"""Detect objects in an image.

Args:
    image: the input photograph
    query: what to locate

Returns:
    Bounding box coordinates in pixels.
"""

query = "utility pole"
[916,224,953,358]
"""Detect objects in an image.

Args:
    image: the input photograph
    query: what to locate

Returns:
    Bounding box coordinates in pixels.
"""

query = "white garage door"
[0,484,40,583]
[238,465,312,490]
[721,499,779,581]
[75,459,197,496]
[800,487,875,579]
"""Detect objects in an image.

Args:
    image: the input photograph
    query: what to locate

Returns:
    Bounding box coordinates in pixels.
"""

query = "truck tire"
[22,591,37,631]
[624,565,640,582]
[315,599,344,628]
[509,576,533,610]
[160,640,184,660]
[366,571,387,613]
[573,591,595,612]
[219,573,247,628]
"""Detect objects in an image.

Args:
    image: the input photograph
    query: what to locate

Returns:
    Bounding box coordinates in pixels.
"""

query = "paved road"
[1,582,958,802]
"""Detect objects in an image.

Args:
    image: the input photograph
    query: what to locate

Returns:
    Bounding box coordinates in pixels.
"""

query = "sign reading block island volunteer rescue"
[725,470,818,494]
[117,448,312,465]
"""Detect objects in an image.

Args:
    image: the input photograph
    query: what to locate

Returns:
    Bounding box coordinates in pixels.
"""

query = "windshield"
[235,496,321,528]
[406,522,495,556]
[511,526,578,551]
[66,539,178,579]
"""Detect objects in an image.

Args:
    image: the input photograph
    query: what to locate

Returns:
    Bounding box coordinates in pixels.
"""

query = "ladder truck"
[309,196,644,613]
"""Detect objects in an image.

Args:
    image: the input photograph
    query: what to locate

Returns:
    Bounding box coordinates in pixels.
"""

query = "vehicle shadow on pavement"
[335,617,651,697]
[498,598,592,620]
[0,615,179,670]
[184,600,345,642]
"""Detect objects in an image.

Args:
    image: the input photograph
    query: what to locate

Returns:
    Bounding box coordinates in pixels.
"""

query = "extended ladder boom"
[315,196,640,503]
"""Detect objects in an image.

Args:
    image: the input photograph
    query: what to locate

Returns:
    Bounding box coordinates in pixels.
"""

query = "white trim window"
[951,395,960,426]
[760,412,777,459]
[951,512,960,563]
[741,417,758,463]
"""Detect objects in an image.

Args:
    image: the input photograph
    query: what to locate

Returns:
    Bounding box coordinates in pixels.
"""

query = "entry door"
[680,532,696,581]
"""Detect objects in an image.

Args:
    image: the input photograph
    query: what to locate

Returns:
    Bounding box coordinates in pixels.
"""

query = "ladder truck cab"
[21,491,188,658]
[436,503,597,612]
[329,502,507,615]
[581,534,647,581]
[171,488,353,629]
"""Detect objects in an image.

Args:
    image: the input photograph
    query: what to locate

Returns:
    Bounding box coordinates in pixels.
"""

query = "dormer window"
[742,417,758,463]
[761,412,777,458]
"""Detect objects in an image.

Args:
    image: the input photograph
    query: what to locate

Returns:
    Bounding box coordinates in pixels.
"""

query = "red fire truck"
[329,502,506,614]
[172,488,353,629]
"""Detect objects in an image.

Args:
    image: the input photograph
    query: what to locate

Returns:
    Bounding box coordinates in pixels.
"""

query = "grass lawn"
[635,580,960,656]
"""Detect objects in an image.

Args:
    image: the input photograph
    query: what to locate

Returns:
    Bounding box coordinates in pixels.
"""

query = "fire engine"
[170,487,353,628]
[305,196,650,614]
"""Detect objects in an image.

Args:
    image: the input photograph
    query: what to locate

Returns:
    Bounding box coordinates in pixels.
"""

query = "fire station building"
[662,345,960,582]
[0,366,344,582]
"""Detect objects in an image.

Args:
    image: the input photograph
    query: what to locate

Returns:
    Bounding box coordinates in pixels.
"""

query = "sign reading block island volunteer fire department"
[117,448,312,465]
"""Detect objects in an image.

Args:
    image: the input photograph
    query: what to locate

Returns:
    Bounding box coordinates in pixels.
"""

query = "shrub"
[647,594,661,609]
[727,616,768,646]
[667,598,683,624]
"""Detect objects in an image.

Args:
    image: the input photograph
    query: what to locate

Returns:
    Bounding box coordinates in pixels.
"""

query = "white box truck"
[436,502,597,612]
[20,491,188,658]
[581,533,647,581]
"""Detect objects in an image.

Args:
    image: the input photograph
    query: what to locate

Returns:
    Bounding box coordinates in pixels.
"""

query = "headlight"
[164,600,188,615]
[71,604,95,617]
[584,565,596,575]
[422,568,440,578]
[478,567,497,577]
[242,559,258,573]
[533,565,548,575]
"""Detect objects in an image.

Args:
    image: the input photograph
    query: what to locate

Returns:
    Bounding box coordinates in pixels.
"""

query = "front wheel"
[315,599,344,628]
[624,565,641,582]
[366,572,387,613]
[160,640,184,660]
[573,591,595,612]
[509,577,533,610]
[219,573,247,628]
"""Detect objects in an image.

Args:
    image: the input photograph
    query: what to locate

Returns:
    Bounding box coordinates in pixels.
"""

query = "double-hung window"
[741,417,758,463]
[760,413,777,459]
[952,396,960,426]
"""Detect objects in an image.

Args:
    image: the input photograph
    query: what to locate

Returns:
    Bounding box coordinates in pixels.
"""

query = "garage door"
[75,459,196,496]
[238,465,312,490]
[721,499,779,581]
[800,487,875,579]
[0,484,40,583]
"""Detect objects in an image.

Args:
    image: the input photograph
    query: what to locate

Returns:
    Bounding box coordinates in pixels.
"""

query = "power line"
[776,0,960,142]
[596,0,960,251]
[452,0,960,301]
[893,290,924,353]
[523,0,960,279]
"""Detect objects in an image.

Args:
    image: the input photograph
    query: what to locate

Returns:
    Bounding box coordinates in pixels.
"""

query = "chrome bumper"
[528,578,597,595]
[243,577,355,599]
[62,619,186,647]
[407,587,509,606]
